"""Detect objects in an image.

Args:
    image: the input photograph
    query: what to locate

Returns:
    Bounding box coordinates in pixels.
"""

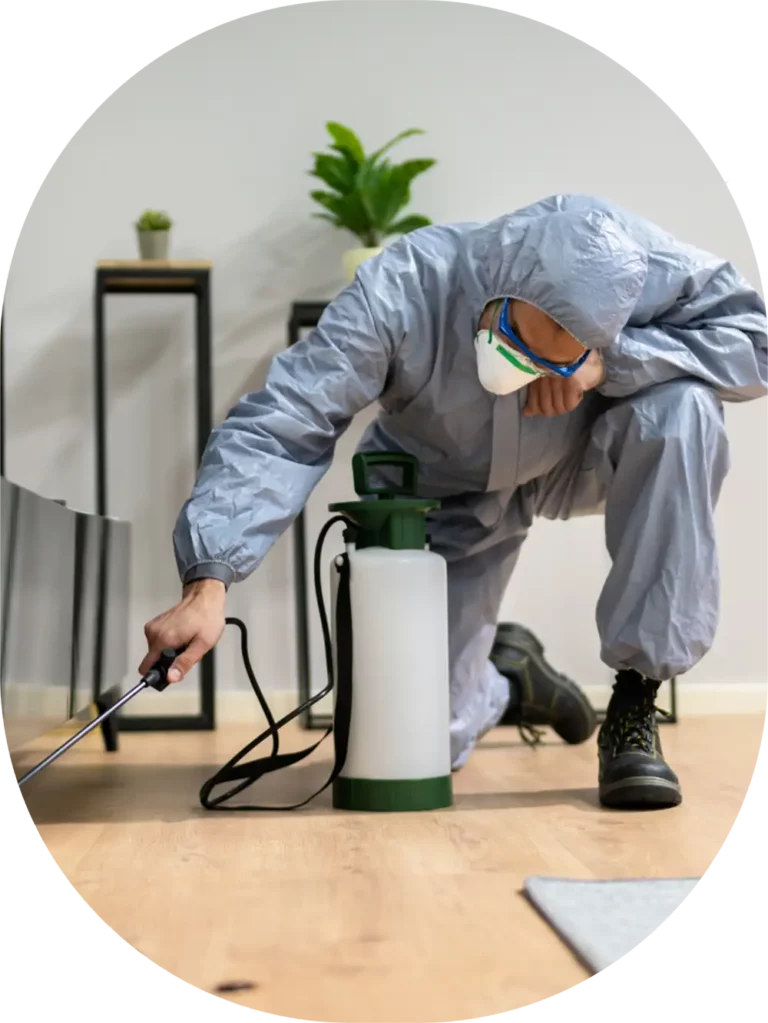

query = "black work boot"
[491,622,597,746]
[598,670,682,810]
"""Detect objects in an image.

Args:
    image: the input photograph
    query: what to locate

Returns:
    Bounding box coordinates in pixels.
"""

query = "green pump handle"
[352,452,419,499]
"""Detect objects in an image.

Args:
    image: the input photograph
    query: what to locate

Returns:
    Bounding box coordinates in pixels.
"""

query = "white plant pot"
[137,229,170,260]
[342,247,383,282]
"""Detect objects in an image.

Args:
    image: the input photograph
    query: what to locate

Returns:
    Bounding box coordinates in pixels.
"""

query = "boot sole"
[599,775,682,810]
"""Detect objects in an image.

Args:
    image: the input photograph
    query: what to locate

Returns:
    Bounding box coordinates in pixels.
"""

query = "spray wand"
[16,648,180,787]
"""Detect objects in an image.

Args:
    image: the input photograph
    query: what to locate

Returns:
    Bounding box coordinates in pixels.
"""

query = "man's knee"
[626,379,727,445]
[611,380,731,504]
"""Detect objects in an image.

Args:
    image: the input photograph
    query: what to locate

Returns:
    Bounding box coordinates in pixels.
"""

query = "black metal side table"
[94,260,215,731]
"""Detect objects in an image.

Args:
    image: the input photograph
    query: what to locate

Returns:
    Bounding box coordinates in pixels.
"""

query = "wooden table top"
[98,260,212,270]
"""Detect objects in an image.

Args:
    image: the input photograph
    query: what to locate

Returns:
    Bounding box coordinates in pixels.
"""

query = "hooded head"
[469,207,648,350]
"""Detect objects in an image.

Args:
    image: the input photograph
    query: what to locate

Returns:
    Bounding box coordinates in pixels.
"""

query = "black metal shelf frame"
[94,264,215,731]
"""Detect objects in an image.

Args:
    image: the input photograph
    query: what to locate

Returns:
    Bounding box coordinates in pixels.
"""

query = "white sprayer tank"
[329,452,453,812]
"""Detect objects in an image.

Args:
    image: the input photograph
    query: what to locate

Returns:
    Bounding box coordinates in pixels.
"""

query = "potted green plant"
[135,209,172,260]
[309,122,435,281]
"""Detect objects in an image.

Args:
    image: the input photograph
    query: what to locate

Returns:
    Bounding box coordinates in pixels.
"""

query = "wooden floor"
[14,714,764,1022]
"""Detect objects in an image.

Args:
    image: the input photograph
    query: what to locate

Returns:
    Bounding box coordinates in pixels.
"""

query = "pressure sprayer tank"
[328,452,452,812]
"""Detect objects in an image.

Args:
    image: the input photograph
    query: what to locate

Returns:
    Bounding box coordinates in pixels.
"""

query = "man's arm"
[598,260,767,402]
[173,250,410,589]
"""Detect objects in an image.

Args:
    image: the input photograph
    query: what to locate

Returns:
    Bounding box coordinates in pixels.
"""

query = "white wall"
[4,1,766,707]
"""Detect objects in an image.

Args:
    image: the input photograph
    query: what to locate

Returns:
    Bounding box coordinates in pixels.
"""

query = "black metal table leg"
[196,273,215,730]
[294,509,311,727]
[96,687,120,752]
[668,676,678,724]
[94,280,107,518]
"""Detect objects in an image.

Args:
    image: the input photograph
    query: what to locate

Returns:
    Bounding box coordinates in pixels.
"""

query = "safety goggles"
[497,298,589,378]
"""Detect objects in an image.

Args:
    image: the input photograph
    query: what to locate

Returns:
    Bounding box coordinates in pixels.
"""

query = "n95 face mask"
[474,322,544,396]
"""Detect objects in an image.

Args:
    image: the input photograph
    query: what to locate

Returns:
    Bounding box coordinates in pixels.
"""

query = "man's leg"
[595,380,730,680]
[431,485,597,769]
[428,490,531,769]
[544,379,730,807]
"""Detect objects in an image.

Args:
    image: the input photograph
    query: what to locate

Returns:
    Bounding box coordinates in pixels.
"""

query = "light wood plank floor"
[14,714,765,1022]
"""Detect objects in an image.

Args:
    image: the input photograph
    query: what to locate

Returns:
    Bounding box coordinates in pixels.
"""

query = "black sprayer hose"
[198,514,351,809]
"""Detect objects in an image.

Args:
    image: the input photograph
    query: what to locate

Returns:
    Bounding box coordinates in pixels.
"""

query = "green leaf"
[313,212,343,226]
[355,158,392,229]
[309,153,355,194]
[328,146,362,192]
[386,215,432,235]
[310,189,373,242]
[369,160,436,230]
[310,190,350,224]
[370,128,426,163]
[380,168,412,228]
[393,158,436,185]
[310,189,341,210]
[325,122,365,165]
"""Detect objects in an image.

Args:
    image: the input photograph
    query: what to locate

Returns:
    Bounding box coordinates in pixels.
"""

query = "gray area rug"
[524,876,699,972]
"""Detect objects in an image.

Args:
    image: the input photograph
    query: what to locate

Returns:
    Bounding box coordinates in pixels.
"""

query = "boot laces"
[518,720,545,748]
[604,678,670,754]
[494,651,546,748]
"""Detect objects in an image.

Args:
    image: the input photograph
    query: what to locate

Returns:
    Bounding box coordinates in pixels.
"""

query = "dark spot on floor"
[214,981,258,993]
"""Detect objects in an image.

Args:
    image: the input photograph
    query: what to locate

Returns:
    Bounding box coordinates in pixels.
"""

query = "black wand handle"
[143,647,180,691]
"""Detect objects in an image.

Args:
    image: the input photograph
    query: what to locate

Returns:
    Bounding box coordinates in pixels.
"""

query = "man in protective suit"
[142,194,767,810]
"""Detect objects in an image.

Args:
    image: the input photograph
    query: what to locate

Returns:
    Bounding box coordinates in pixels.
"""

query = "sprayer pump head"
[329,452,439,550]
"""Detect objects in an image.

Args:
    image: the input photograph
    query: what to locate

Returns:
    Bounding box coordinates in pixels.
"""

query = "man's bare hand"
[140,579,227,683]
[524,349,605,417]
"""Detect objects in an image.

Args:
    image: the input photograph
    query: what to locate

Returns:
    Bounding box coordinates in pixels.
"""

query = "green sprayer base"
[333,775,453,812]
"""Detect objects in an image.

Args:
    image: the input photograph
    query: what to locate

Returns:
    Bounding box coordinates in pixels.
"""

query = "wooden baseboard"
[118,681,767,723]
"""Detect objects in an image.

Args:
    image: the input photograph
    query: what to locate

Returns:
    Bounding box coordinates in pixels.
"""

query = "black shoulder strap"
[198,553,353,811]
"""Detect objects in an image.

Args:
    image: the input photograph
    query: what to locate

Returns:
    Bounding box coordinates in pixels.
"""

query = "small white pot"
[342,246,383,282]
[137,229,170,260]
